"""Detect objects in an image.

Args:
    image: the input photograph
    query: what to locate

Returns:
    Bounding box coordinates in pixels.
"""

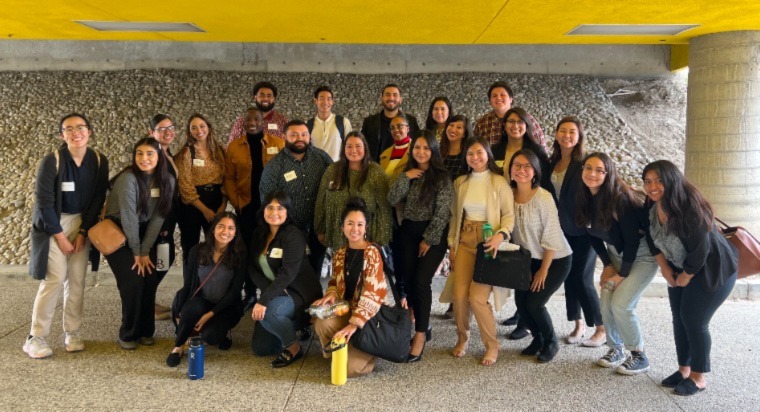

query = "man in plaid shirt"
[473,81,546,150]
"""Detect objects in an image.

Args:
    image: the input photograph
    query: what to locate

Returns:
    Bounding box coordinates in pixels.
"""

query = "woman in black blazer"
[643,160,738,396]
[249,190,323,368]
[546,117,605,347]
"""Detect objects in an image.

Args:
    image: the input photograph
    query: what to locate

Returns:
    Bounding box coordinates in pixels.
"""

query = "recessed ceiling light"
[74,21,204,33]
[567,24,698,36]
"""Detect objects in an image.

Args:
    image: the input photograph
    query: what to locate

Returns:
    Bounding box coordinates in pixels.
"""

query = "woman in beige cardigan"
[445,136,515,366]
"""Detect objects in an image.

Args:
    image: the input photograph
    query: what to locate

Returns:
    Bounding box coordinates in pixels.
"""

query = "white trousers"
[30,213,90,337]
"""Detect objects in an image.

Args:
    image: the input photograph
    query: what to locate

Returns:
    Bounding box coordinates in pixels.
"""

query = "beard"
[256,100,275,112]
[286,140,308,154]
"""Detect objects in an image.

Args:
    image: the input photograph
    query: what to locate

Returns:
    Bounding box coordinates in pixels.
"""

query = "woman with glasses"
[508,149,572,363]
[546,117,606,347]
[424,96,453,142]
[315,131,392,252]
[643,160,738,396]
[175,114,228,262]
[575,152,658,375]
[26,113,109,358]
[379,114,413,181]
[148,114,179,320]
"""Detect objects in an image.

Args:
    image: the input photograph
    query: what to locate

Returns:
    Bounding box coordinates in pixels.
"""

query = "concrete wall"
[0,41,672,77]
[686,31,760,235]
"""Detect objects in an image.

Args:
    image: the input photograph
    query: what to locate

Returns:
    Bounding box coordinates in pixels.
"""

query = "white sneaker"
[23,336,53,359]
[65,331,85,352]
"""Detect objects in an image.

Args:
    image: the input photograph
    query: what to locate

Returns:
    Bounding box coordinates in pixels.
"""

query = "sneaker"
[64,331,85,352]
[597,347,626,368]
[137,337,155,346]
[616,351,650,375]
[117,338,137,350]
[23,336,53,359]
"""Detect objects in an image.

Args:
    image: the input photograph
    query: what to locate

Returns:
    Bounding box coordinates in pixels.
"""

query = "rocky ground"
[0,70,687,264]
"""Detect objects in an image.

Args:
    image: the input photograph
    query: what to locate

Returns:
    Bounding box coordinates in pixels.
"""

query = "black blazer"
[173,244,245,317]
[546,159,586,237]
[248,224,323,310]
[587,199,650,278]
[361,110,420,161]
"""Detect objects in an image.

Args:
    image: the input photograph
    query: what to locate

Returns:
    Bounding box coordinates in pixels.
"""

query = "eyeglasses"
[62,125,89,134]
[506,119,525,126]
[155,125,175,133]
[390,124,409,130]
[512,163,533,171]
[582,165,607,175]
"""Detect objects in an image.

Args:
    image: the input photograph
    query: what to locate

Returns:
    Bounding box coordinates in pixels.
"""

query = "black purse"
[351,246,411,363]
[473,242,532,290]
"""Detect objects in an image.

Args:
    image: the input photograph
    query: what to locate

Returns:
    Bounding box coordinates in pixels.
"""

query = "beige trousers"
[452,220,499,352]
[30,213,90,337]
[315,314,376,378]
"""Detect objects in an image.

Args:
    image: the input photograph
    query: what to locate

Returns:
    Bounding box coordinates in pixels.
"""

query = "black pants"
[177,185,223,263]
[399,220,448,333]
[239,202,259,298]
[669,271,736,373]
[156,206,178,287]
[563,234,603,326]
[306,227,327,277]
[516,256,572,346]
[106,242,160,342]
[175,296,242,347]
[389,217,405,297]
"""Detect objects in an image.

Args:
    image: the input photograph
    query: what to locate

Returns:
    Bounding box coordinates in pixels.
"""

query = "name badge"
[193,159,205,167]
[270,248,283,258]
[495,160,504,168]
[266,147,279,155]
[268,123,278,130]
[151,188,160,198]
[284,170,297,182]
[62,182,75,192]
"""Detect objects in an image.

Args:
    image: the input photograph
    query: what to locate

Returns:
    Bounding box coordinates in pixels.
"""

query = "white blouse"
[512,188,572,260]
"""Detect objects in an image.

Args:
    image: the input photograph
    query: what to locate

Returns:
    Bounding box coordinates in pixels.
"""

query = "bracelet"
[79,228,87,237]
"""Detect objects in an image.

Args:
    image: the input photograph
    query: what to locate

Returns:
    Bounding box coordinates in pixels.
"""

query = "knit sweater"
[324,244,387,327]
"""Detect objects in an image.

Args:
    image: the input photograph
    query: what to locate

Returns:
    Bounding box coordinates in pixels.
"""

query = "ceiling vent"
[567,24,698,36]
[74,21,204,32]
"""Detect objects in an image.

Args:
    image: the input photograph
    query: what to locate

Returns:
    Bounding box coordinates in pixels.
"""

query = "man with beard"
[259,120,333,277]
[361,83,420,161]
[225,108,284,310]
[473,81,546,149]
[228,81,289,144]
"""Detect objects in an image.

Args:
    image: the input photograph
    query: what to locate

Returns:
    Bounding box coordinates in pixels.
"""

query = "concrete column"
[686,31,760,235]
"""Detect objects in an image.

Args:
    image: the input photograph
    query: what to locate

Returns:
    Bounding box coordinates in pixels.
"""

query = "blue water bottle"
[187,337,205,380]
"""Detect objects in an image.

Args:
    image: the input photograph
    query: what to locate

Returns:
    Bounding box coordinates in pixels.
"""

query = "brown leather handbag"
[88,200,126,256]
[716,217,760,279]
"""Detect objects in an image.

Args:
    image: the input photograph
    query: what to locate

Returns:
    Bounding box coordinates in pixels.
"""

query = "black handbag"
[351,245,411,363]
[473,242,532,290]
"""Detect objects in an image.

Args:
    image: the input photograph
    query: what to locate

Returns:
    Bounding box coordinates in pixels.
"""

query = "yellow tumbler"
[330,336,348,386]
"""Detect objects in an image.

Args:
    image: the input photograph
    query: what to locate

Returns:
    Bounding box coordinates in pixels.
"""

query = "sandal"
[452,340,468,358]
[271,346,304,368]
[661,371,686,388]
[481,349,498,366]
[674,378,706,396]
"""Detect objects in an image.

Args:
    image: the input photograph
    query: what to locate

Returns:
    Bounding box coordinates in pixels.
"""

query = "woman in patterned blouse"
[388,130,453,362]
[313,197,388,377]
[508,149,572,363]
[440,114,470,181]
[175,114,228,261]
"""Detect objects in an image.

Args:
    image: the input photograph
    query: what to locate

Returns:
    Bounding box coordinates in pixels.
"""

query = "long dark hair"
[127,137,173,218]
[502,107,535,143]
[549,116,586,164]
[463,136,502,177]
[575,152,644,230]
[329,131,371,191]
[440,114,471,157]
[507,149,542,189]
[250,191,295,257]
[181,113,225,172]
[196,212,245,268]
[425,96,453,130]
[642,160,713,237]
[405,130,449,204]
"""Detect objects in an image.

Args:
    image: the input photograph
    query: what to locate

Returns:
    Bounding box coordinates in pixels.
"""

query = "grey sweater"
[388,172,453,245]
[105,171,173,256]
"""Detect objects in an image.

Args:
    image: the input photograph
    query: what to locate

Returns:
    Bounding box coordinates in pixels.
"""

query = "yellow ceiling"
[1,0,759,45]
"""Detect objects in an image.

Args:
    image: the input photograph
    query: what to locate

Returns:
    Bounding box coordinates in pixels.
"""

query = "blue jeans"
[601,242,658,352]
[251,295,296,356]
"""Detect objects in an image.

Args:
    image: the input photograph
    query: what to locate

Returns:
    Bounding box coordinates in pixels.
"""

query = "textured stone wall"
[687,31,760,235]
[0,70,682,264]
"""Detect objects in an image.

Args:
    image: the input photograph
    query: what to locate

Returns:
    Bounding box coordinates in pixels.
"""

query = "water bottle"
[329,336,348,386]
[482,223,494,259]
[187,337,205,380]
[156,235,170,272]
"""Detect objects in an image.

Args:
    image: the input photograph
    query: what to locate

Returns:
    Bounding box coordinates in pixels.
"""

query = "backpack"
[307,115,345,140]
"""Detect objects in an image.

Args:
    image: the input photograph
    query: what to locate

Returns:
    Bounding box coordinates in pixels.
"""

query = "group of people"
[25,80,738,396]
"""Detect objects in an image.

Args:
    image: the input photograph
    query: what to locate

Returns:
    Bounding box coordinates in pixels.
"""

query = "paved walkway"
[2,267,758,411]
